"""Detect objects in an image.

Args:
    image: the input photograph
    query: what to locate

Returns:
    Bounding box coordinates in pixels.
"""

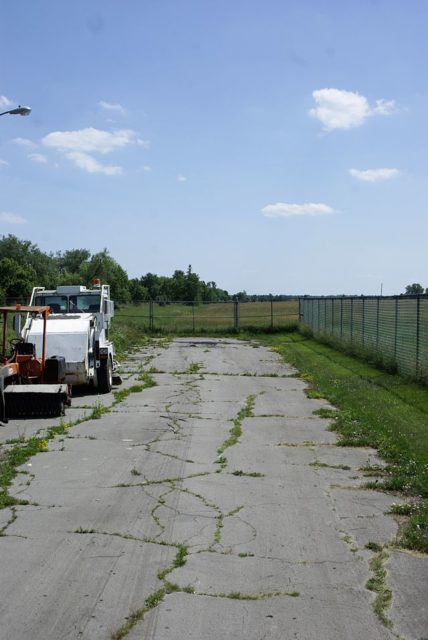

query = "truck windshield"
[34,295,68,313]
[69,295,101,313]
[34,294,101,314]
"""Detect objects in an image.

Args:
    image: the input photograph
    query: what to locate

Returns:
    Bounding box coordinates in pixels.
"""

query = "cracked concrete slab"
[0,337,426,640]
[388,549,428,638]
[126,592,395,640]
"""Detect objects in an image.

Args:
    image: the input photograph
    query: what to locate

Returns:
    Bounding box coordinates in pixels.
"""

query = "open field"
[115,300,299,333]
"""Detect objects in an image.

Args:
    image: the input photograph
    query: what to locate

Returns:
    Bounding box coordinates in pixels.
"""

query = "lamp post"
[0,105,31,117]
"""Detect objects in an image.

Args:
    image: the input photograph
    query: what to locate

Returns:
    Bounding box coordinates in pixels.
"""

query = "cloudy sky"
[1,0,427,295]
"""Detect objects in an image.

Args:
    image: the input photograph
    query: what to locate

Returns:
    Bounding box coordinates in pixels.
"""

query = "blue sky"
[1,0,427,295]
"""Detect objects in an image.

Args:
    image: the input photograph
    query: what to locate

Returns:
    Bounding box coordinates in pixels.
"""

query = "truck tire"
[0,387,7,423]
[98,357,113,393]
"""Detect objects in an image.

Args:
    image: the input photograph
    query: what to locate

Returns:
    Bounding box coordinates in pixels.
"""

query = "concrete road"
[0,338,427,639]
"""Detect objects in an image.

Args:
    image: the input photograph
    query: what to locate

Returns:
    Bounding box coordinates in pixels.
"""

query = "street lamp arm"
[0,105,32,117]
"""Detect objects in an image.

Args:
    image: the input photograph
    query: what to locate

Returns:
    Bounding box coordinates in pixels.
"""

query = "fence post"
[192,302,195,333]
[149,300,154,331]
[317,298,320,333]
[362,297,365,347]
[394,298,399,359]
[270,297,274,329]
[234,299,239,331]
[350,298,354,343]
[416,296,421,377]
[376,297,380,351]
[331,298,334,335]
[340,297,343,338]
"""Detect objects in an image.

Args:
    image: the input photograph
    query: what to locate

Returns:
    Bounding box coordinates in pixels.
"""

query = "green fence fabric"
[299,296,428,381]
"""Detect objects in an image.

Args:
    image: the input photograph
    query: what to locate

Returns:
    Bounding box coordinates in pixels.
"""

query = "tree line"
[404,283,428,295]
[0,235,236,304]
[3,235,421,304]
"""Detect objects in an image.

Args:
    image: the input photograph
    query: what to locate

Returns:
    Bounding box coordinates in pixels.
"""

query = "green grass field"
[114,300,299,334]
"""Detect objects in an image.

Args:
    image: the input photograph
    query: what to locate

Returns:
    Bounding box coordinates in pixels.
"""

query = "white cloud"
[12,137,35,147]
[99,100,127,116]
[0,211,27,224]
[373,99,396,116]
[41,127,148,175]
[349,168,400,182]
[42,127,137,154]
[28,153,48,164]
[0,159,9,167]
[177,173,187,182]
[137,139,151,149]
[261,202,335,218]
[0,96,13,109]
[142,165,151,172]
[65,151,122,175]
[310,88,396,130]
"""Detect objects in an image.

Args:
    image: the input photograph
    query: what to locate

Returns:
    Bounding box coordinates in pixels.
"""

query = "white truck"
[21,282,121,392]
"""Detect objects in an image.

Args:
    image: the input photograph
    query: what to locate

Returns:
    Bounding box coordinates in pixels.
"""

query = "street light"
[0,105,32,117]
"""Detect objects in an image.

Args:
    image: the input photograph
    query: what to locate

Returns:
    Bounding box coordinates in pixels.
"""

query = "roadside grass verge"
[259,331,428,553]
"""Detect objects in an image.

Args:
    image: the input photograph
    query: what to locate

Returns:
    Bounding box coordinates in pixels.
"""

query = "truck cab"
[22,283,118,392]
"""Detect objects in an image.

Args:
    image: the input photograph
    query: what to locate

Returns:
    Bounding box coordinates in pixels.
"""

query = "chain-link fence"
[114,299,299,333]
[299,296,428,381]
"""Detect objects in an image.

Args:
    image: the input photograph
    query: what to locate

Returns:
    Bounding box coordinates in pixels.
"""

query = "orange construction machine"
[0,305,71,422]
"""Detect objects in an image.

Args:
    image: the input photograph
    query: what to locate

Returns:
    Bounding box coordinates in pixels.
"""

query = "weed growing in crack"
[232,470,265,477]
[203,590,300,600]
[359,464,389,478]
[309,459,351,471]
[366,549,392,628]
[217,395,255,459]
[138,372,158,388]
[214,515,224,543]
[365,541,383,552]
[186,362,203,374]
[131,468,142,476]
[89,403,110,420]
[313,407,340,419]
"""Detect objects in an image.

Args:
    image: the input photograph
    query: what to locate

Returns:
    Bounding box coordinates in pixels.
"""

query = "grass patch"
[400,502,428,553]
[186,362,202,374]
[366,550,392,627]
[0,435,55,509]
[232,470,265,477]
[217,395,255,458]
[260,331,428,553]
[309,459,351,471]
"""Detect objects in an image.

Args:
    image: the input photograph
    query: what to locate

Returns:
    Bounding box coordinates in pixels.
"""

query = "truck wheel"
[98,358,113,393]
[0,388,8,423]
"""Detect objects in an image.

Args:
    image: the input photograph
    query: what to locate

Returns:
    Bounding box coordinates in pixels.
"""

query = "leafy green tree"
[184,265,202,303]
[55,249,91,275]
[0,257,37,301]
[405,283,425,295]
[79,249,130,302]
[140,273,160,299]
[170,270,187,301]
[129,278,149,303]
[235,290,249,302]
[0,234,57,288]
